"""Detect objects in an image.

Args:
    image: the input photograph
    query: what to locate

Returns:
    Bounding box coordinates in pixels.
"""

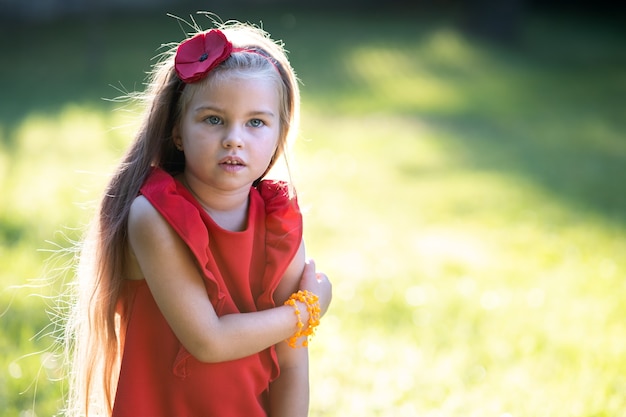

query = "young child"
[65,19,332,417]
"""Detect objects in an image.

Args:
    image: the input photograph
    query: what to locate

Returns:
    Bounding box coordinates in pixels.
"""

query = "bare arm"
[269,242,310,417]
[127,196,330,363]
[270,342,310,417]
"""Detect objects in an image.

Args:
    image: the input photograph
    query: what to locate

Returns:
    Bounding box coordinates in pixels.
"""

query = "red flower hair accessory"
[175,29,233,83]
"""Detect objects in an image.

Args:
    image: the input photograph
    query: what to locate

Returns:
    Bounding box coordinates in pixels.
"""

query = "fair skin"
[125,73,330,417]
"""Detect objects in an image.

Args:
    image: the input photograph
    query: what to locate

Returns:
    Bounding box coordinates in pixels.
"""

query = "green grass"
[1,7,625,417]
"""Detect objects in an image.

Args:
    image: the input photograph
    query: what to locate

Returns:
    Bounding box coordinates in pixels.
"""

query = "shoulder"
[255,180,299,215]
[129,195,160,224]
[256,180,294,201]
[128,195,171,239]
[141,167,176,194]
[127,194,194,274]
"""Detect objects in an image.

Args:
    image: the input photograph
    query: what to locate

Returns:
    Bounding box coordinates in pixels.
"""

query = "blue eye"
[205,116,222,125]
[248,119,264,128]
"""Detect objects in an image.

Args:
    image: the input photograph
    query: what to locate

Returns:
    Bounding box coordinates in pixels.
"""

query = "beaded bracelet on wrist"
[284,290,321,348]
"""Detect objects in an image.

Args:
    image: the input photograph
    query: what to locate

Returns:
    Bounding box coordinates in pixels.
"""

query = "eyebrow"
[194,106,276,118]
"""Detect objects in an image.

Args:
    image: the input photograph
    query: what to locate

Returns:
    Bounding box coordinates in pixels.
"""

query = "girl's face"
[174,73,281,193]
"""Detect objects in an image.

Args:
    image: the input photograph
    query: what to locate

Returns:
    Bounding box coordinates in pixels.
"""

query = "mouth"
[219,156,245,166]
[219,156,246,173]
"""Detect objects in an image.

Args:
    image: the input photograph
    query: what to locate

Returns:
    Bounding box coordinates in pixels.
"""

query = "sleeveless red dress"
[112,168,302,417]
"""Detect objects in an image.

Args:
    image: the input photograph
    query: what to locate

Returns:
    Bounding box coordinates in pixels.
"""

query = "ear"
[172,125,183,151]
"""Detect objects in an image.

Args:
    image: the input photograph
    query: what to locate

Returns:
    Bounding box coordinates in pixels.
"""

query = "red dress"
[112,168,302,417]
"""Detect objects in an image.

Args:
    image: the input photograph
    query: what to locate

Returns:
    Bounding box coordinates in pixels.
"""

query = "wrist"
[283,290,321,348]
[294,300,310,324]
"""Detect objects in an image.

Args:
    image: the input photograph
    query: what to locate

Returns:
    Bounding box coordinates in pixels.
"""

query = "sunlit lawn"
[1,8,625,417]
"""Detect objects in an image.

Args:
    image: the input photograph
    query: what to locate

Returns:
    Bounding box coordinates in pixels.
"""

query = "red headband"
[174,29,280,84]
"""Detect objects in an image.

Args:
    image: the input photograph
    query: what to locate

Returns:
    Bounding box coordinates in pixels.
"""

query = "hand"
[298,259,332,317]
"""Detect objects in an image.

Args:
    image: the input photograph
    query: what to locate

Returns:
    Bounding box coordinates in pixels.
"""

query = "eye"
[205,115,222,125]
[248,119,265,128]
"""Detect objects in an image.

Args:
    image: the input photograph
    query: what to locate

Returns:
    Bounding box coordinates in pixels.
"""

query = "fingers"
[304,258,316,271]
[298,258,332,316]
[301,259,321,285]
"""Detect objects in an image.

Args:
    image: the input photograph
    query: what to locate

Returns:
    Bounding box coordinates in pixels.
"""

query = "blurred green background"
[1,1,625,416]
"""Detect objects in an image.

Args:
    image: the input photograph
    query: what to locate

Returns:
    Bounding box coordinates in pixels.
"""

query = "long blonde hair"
[64,18,300,416]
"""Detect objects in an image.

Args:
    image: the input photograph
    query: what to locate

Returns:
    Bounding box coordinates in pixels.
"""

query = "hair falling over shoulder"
[62,16,300,416]
[62,57,180,417]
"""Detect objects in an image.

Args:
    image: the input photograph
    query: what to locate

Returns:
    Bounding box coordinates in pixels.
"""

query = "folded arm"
[127,195,318,363]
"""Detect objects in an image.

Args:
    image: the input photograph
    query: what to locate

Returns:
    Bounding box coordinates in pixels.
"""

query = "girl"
[65,19,332,417]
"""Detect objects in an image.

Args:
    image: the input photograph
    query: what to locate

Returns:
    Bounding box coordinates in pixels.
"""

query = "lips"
[219,156,245,166]
[218,156,246,173]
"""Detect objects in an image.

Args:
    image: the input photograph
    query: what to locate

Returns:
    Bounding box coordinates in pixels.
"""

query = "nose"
[222,125,244,149]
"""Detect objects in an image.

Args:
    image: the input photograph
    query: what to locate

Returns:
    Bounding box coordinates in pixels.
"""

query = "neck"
[179,174,250,232]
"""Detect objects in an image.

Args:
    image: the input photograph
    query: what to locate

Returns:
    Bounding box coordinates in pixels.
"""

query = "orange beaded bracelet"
[284,290,321,348]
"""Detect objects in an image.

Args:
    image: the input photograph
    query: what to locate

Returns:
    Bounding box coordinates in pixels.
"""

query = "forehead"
[183,71,281,112]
